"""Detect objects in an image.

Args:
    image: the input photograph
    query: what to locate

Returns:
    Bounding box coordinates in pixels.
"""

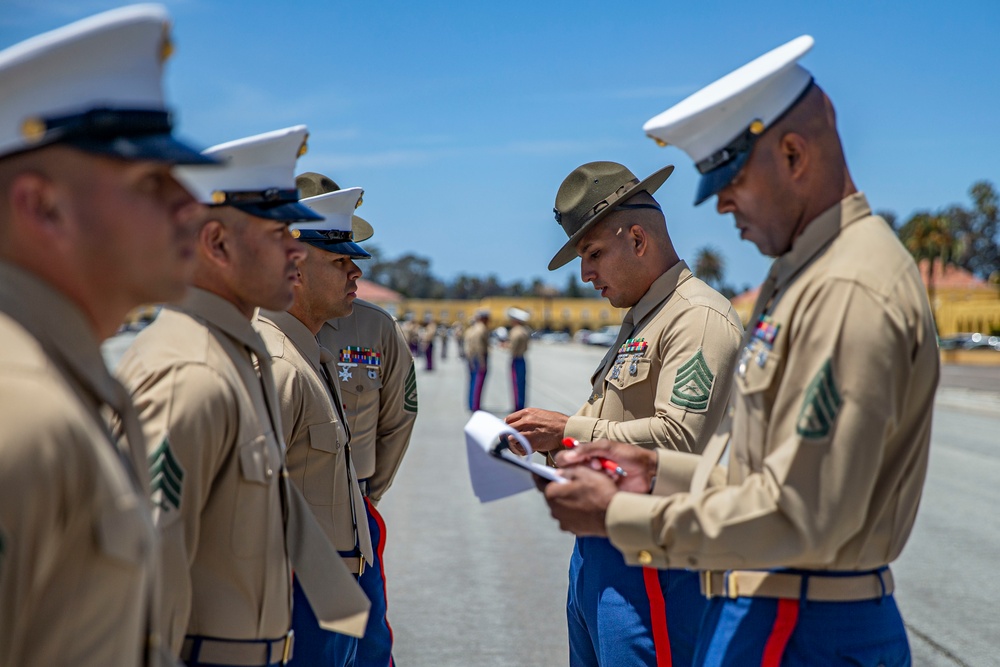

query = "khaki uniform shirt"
[607,194,940,573]
[255,311,373,566]
[318,300,418,502]
[564,261,743,453]
[464,321,490,365]
[509,324,530,358]
[0,263,161,667]
[118,288,292,650]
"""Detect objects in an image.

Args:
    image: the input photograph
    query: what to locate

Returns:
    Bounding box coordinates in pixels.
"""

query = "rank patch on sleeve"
[796,359,842,439]
[671,348,715,412]
[403,363,418,413]
[148,435,184,513]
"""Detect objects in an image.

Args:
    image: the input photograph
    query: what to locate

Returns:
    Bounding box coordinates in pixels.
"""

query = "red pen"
[562,438,627,477]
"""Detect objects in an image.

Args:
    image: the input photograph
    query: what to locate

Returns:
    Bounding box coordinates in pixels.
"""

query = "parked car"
[574,328,593,345]
[539,331,571,344]
[587,325,620,346]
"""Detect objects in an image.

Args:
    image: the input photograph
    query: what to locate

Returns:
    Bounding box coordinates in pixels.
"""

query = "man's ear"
[199,218,230,267]
[779,132,809,182]
[630,224,648,258]
[8,171,66,242]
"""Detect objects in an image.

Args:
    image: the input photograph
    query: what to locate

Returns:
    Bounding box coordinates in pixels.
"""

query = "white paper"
[464,410,565,502]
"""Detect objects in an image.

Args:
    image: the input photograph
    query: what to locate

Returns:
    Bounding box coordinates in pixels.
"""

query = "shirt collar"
[0,262,119,408]
[178,287,269,359]
[630,260,693,325]
[258,309,322,370]
[769,192,872,291]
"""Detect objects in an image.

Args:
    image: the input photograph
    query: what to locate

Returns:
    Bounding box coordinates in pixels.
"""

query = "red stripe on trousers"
[642,566,673,667]
[366,498,396,667]
[760,598,800,667]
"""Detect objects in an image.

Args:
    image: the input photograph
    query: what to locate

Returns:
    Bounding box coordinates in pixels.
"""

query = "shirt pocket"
[338,368,383,399]
[231,434,278,558]
[96,495,152,568]
[302,421,345,506]
[603,357,653,417]
[734,340,783,470]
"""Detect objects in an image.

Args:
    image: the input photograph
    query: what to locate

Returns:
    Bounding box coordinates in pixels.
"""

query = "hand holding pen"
[561,438,627,478]
[556,438,659,494]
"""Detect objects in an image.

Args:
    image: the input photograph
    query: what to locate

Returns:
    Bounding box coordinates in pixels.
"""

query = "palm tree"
[898,212,960,319]
[693,246,726,291]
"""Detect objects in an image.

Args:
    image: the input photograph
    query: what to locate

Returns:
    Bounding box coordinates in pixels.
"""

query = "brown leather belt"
[180,631,293,666]
[700,568,894,601]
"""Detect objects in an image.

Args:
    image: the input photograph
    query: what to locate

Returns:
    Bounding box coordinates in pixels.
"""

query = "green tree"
[876,210,898,231]
[898,211,959,315]
[693,246,726,291]
[565,273,583,298]
[951,181,1000,280]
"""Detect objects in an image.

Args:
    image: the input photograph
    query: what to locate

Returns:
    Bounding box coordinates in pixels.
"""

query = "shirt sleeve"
[565,305,742,453]
[367,320,418,502]
[606,280,917,570]
[125,362,237,653]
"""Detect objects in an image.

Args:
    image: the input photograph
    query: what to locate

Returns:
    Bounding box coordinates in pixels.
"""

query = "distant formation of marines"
[0,7,937,667]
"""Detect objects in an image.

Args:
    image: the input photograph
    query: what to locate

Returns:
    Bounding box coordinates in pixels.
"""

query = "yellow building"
[401,296,626,332]
[728,259,1000,337]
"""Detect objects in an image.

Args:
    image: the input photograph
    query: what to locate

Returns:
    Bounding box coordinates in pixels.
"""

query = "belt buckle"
[281,630,294,665]
[726,571,739,598]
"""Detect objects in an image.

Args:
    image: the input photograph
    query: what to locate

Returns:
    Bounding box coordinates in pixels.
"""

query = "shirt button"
[637,550,653,565]
[687,556,698,566]
[266,468,273,479]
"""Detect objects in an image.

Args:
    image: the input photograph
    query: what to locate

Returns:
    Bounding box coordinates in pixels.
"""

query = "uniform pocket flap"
[308,421,343,454]
[738,341,782,394]
[604,357,651,389]
[238,435,271,486]
[338,369,383,396]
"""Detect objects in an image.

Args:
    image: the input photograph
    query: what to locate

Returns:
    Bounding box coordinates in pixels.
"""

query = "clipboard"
[464,411,565,502]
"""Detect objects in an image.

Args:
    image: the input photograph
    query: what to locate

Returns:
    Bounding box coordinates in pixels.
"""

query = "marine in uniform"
[255,182,379,666]
[299,172,419,667]
[543,36,939,666]
[464,310,491,411]
[118,127,368,667]
[506,307,531,411]
[507,162,743,667]
[420,316,436,371]
[0,7,214,666]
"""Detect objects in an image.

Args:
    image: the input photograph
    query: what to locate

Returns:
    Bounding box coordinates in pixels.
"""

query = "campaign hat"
[548,161,673,270]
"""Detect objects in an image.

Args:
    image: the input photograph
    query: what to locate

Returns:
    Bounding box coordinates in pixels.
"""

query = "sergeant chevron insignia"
[671,348,714,411]
[403,363,418,413]
[796,359,842,438]
[148,435,184,513]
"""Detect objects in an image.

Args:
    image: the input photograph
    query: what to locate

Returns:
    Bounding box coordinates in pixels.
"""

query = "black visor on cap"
[32,108,216,165]
[693,78,816,206]
[693,149,752,206]
[68,132,217,165]
[300,237,372,259]
[231,200,324,223]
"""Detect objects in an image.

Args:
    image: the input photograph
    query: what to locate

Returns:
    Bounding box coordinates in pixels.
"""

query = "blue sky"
[4,1,999,293]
